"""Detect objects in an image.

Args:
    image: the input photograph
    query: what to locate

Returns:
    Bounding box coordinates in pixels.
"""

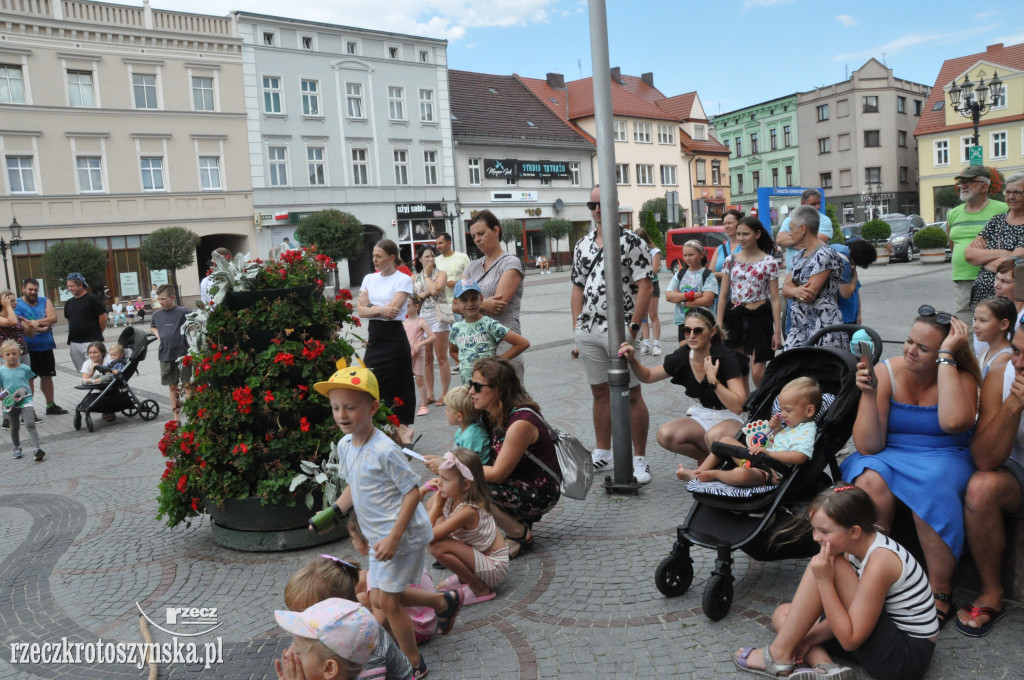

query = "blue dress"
[840,400,974,559]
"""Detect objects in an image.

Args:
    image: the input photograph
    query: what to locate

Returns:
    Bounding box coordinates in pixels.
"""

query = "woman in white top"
[356,239,415,428]
[636,228,663,356]
[412,245,451,406]
[973,296,1015,379]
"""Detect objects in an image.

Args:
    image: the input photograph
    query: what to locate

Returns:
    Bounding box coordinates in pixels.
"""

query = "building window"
[308,147,325,186]
[816,104,829,121]
[735,137,742,157]
[346,41,358,55]
[818,137,831,154]
[785,165,793,187]
[633,122,652,143]
[615,163,629,185]
[199,156,221,190]
[660,164,677,186]
[696,161,707,185]
[636,164,654,185]
[351,149,368,185]
[840,169,852,187]
[820,172,832,189]
[6,156,35,194]
[862,95,878,113]
[771,167,778,188]
[301,35,314,50]
[540,177,551,187]
[934,139,949,166]
[570,161,581,186]
[783,125,792,147]
[388,46,399,60]
[770,128,778,150]
[737,174,744,194]
[899,166,909,183]
[67,70,95,108]
[301,79,321,117]
[897,96,906,113]
[837,99,850,118]
[865,167,881,184]
[658,124,674,144]
[76,156,103,193]
[268,146,288,186]
[914,99,923,115]
[843,202,855,222]
[192,76,214,111]
[750,132,759,154]
[864,130,880,147]
[419,89,434,122]
[263,76,282,113]
[0,65,25,104]
[262,32,275,46]
[423,150,438,185]
[613,120,627,142]
[388,86,405,120]
[346,83,364,118]
[693,124,706,141]
[724,139,730,152]
[838,133,851,151]
[961,136,974,164]
[140,157,164,191]
[711,160,721,185]
[898,130,908,147]
[393,149,409,185]
[419,50,429,63]
[132,73,158,110]
[992,131,1008,160]
[993,88,1007,109]
[752,170,760,190]
[468,157,481,186]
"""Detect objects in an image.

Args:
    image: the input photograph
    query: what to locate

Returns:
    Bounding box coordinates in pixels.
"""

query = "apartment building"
[0,0,252,302]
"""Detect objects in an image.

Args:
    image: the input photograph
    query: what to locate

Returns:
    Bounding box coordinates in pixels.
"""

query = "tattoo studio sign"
[484,159,571,181]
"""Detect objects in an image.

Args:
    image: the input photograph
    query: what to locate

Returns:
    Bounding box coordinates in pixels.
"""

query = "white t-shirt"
[361,271,413,321]
[80,355,109,377]
[111,303,124,315]
[435,251,470,302]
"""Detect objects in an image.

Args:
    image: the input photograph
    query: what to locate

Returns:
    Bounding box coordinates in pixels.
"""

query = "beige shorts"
[575,329,640,388]
[953,280,974,324]
[473,546,510,589]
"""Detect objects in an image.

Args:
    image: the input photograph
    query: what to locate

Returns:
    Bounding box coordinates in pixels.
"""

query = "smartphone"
[858,341,877,389]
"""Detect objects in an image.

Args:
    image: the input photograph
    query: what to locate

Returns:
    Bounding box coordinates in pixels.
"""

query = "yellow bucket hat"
[313,357,379,401]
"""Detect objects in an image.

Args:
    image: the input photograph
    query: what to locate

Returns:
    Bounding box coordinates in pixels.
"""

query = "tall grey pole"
[588,0,637,493]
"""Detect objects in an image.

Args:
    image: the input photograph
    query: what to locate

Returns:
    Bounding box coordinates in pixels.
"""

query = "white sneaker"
[651,344,662,356]
[640,344,652,356]
[633,456,652,484]
[591,448,612,470]
[686,404,696,416]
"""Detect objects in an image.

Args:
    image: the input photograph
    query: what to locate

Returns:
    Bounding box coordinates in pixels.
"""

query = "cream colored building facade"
[0,0,253,304]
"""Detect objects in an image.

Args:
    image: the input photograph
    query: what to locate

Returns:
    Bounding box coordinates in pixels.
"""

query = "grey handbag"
[514,407,594,500]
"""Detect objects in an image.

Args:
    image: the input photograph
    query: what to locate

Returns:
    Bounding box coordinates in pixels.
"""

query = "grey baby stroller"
[653,324,882,620]
[73,326,160,431]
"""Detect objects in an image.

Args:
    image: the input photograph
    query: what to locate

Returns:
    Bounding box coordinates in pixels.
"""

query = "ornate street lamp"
[439,197,462,234]
[0,218,23,289]
[948,71,1004,146]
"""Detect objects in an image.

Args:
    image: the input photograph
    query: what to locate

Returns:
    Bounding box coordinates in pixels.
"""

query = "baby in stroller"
[677,377,820,488]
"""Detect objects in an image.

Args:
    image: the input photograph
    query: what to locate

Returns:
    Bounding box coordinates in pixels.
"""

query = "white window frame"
[198,155,222,191]
[934,139,949,167]
[660,164,677,186]
[992,88,1007,110]
[750,132,759,154]
[751,170,759,190]
[570,160,581,186]
[345,82,364,119]
[5,155,37,194]
[423,149,438,185]
[419,49,430,63]
[388,85,405,121]
[131,72,159,110]
[393,149,409,186]
[191,75,215,112]
[636,163,654,185]
[613,120,627,142]
[816,104,829,121]
[419,89,434,123]
[615,163,629,185]
[897,96,906,113]
[633,121,652,143]
[693,124,706,141]
[307,146,326,186]
[0,63,27,104]
[783,125,792,147]
[770,128,778,150]
[737,174,744,194]
[696,161,707,185]
[263,75,283,114]
[262,31,276,46]
[991,130,1008,160]
[268,145,289,187]
[785,165,793,187]
[387,44,400,60]
[301,79,321,117]
[658,124,675,145]
[300,34,316,51]
[351,148,369,185]
[66,69,95,108]
[961,135,974,164]
[772,167,779,189]
[76,155,104,193]
[898,130,908,148]
[865,167,881,184]
[345,40,359,55]
[139,156,165,192]
[711,161,721,186]
[820,172,832,190]
[468,157,481,186]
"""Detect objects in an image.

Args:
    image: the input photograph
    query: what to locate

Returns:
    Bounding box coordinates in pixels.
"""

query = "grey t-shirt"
[462,253,524,333]
[366,621,413,679]
[150,305,189,362]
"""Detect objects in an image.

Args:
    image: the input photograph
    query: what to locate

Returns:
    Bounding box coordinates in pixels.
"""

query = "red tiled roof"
[656,93,703,122]
[617,74,667,104]
[679,129,729,156]
[515,75,596,143]
[566,77,677,121]
[915,42,1024,137]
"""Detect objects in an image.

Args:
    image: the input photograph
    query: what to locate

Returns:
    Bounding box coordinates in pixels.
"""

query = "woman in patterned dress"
[782,205,845,351]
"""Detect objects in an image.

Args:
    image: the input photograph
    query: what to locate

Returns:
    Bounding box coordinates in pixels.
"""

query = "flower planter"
[919,248,945,264]
[223,284,317,311]
[874,246,890,265]
[220,324,330,353]
[205,496,347,551]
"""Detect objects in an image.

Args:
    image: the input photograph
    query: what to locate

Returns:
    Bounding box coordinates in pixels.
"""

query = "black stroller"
[73,326,161,432]
[653,324,882,620]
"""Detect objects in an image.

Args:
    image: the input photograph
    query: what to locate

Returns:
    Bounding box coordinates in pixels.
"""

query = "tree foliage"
[294,209,364,262]
[934,187,962,210]
[140,227,201,298]
[43,240,108,295]
[825,203,845,245]
[542,218,572,271]
[499,218,521,247]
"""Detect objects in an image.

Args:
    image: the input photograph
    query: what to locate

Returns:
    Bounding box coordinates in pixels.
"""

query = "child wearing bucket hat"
[313,359,462,677]
[273,598,378,679]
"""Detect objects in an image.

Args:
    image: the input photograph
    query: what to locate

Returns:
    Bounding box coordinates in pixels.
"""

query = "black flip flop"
[435,589,462,636]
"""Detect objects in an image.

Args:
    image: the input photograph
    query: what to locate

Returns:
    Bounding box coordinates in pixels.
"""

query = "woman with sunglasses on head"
[965,171,1024,309]
[840,307,981,630]
[621,307,749,466]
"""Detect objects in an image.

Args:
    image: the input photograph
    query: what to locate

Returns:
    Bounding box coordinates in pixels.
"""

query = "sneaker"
[451,364,460,375]
[685,404,696,417]
[591,448,613,470]
[33,449,45,461]
[633,456,652,484]
[45,404,68,415]
[640,344,652,356]
[651,344,662,356]
[32,414,42,424]
[12,448,22,459]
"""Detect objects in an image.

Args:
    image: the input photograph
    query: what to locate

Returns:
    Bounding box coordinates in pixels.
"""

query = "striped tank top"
[847,532,938,638]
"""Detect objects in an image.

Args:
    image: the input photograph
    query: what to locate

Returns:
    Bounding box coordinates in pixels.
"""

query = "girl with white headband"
[425,447,509,605]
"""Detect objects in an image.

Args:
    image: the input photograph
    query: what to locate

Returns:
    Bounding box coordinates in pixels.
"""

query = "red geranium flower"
[387,414,400,427]
[393,397,404,407]
[299,417,311,432]
[273,352,296,366]
[190,497,200,512]
[264,390,275,403]
[176,475,188,493]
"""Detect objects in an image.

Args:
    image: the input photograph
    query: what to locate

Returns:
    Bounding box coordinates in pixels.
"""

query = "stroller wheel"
[654,555,694,597]
[122,405,139,418]
[85,413,94,433]
[73,412,82,431]
[139,400,160,421]
[702,573,734,621]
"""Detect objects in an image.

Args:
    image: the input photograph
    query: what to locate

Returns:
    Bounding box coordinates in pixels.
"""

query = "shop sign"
[484,159,516,179]
[119,272,140,297]
[486,158,572,180]
[395,202,443,219]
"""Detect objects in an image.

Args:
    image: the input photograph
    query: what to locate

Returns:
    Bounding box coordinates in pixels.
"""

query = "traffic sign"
[969,146,983,165]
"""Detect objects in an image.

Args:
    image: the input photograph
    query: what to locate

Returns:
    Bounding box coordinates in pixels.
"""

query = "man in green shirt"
[947,166,1007,323]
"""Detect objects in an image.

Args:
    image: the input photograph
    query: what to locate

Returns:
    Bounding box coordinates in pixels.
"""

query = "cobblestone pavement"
[1,263,1021,679]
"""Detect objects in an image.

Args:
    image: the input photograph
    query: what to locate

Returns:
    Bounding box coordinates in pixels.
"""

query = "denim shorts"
[368,549,425,594]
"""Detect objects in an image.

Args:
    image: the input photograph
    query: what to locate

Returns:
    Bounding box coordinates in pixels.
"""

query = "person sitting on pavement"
[536,255,550,274]
[109,297,126,327]
[273,598,379,680]
[80,341,109,385]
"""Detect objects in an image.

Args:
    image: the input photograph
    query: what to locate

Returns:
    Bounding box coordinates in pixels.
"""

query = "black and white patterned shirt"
[570,227,652,333]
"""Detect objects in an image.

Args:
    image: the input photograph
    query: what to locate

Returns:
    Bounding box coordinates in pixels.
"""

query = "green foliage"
[861,219,892,244]
[140,227,201,297]
[641,196,671,228]
[825,204,845,246]
[541,217,572,242]
[499,218,521,245]
[42,240,107,294]
[294,209,364,262]
[935,187,963,210]
[912,226,949,249]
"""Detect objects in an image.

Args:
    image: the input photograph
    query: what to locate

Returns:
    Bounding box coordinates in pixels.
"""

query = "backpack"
[674,267,713,288]
[513,407,593,500]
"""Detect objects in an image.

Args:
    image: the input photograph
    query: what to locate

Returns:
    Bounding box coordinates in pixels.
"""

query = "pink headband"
[319,554,357,569]
[439,451,473,481]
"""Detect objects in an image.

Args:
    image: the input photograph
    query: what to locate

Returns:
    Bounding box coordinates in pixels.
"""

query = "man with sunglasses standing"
[571,185,653,483]
[948,166,1006,324]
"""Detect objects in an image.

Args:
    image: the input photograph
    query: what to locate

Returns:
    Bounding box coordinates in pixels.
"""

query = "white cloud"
[835,14,857,27]
[832,25,997,63]
[743,0,795,9]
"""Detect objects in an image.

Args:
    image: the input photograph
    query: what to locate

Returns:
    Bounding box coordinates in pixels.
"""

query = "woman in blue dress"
[840,308,981,628]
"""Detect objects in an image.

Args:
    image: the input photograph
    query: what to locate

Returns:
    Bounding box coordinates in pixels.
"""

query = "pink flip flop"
[416,405,430,417]
[459,583,496,606]
[436,574,461,592]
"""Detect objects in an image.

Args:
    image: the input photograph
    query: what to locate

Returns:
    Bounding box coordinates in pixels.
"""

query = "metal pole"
[588,0,636,493]
[0,241,9,290]
[972,106,980,147]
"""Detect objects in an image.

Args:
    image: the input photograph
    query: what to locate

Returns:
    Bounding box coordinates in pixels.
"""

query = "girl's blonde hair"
[0,339,20,355]
[283,556,359,611]
[682,239,708,266]
[447,447,495,516]
[444,385,479,422]
[293,636,363,680]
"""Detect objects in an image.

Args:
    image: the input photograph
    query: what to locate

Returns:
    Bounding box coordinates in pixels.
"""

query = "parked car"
[927,221,952,261]
[841,222,864,243]
[665,226,726,273]
[872,214,926,262]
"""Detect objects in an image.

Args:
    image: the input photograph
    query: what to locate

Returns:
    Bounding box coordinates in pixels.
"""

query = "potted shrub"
[913,226,949,264]
[861,219,892,265]
[156,248,400,550]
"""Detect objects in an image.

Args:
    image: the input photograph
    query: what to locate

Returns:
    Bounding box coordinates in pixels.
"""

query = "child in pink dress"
[403,297,435,417]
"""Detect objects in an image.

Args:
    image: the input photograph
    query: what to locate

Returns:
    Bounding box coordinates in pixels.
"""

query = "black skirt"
[723,302,775,364]
[364,320,416,425]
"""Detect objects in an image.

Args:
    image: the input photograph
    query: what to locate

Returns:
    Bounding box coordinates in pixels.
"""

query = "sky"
[155,0,1023,117]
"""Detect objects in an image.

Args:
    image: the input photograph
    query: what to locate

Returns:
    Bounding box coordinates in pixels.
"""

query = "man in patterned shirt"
[571,185,654,483]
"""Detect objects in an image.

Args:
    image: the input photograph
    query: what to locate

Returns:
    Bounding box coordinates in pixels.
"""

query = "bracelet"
[937,349,954,356]
[936,357,958,368]
[709,380,720,388]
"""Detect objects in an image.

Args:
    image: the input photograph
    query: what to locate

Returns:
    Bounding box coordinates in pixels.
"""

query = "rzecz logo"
[136,604,222,637]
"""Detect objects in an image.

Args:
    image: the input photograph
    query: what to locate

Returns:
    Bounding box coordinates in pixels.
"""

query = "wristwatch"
[629,322,641,333]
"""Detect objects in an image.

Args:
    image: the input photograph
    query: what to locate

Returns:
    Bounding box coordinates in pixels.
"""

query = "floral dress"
[785,246,845,350]
[970,213,1024,307]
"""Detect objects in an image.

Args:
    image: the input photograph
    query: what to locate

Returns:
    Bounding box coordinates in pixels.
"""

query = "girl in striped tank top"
[735,485,937,680]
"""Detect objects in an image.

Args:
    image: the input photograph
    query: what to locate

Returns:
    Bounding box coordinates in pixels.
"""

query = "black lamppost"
[439,197,462,239]
[0,218,23,289]
[948,71,1004,146]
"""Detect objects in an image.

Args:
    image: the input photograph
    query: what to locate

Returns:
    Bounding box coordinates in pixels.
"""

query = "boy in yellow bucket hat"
[313,359,462,677]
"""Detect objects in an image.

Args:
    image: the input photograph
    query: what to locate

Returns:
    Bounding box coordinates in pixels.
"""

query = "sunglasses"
[467,380,491,392]
[918,304,952,326]
[586,201,600,210]
[682,326,706,337]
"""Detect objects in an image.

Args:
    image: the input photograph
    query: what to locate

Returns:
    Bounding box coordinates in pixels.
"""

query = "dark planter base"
[206,496,312,531]
[211,519,347,552]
